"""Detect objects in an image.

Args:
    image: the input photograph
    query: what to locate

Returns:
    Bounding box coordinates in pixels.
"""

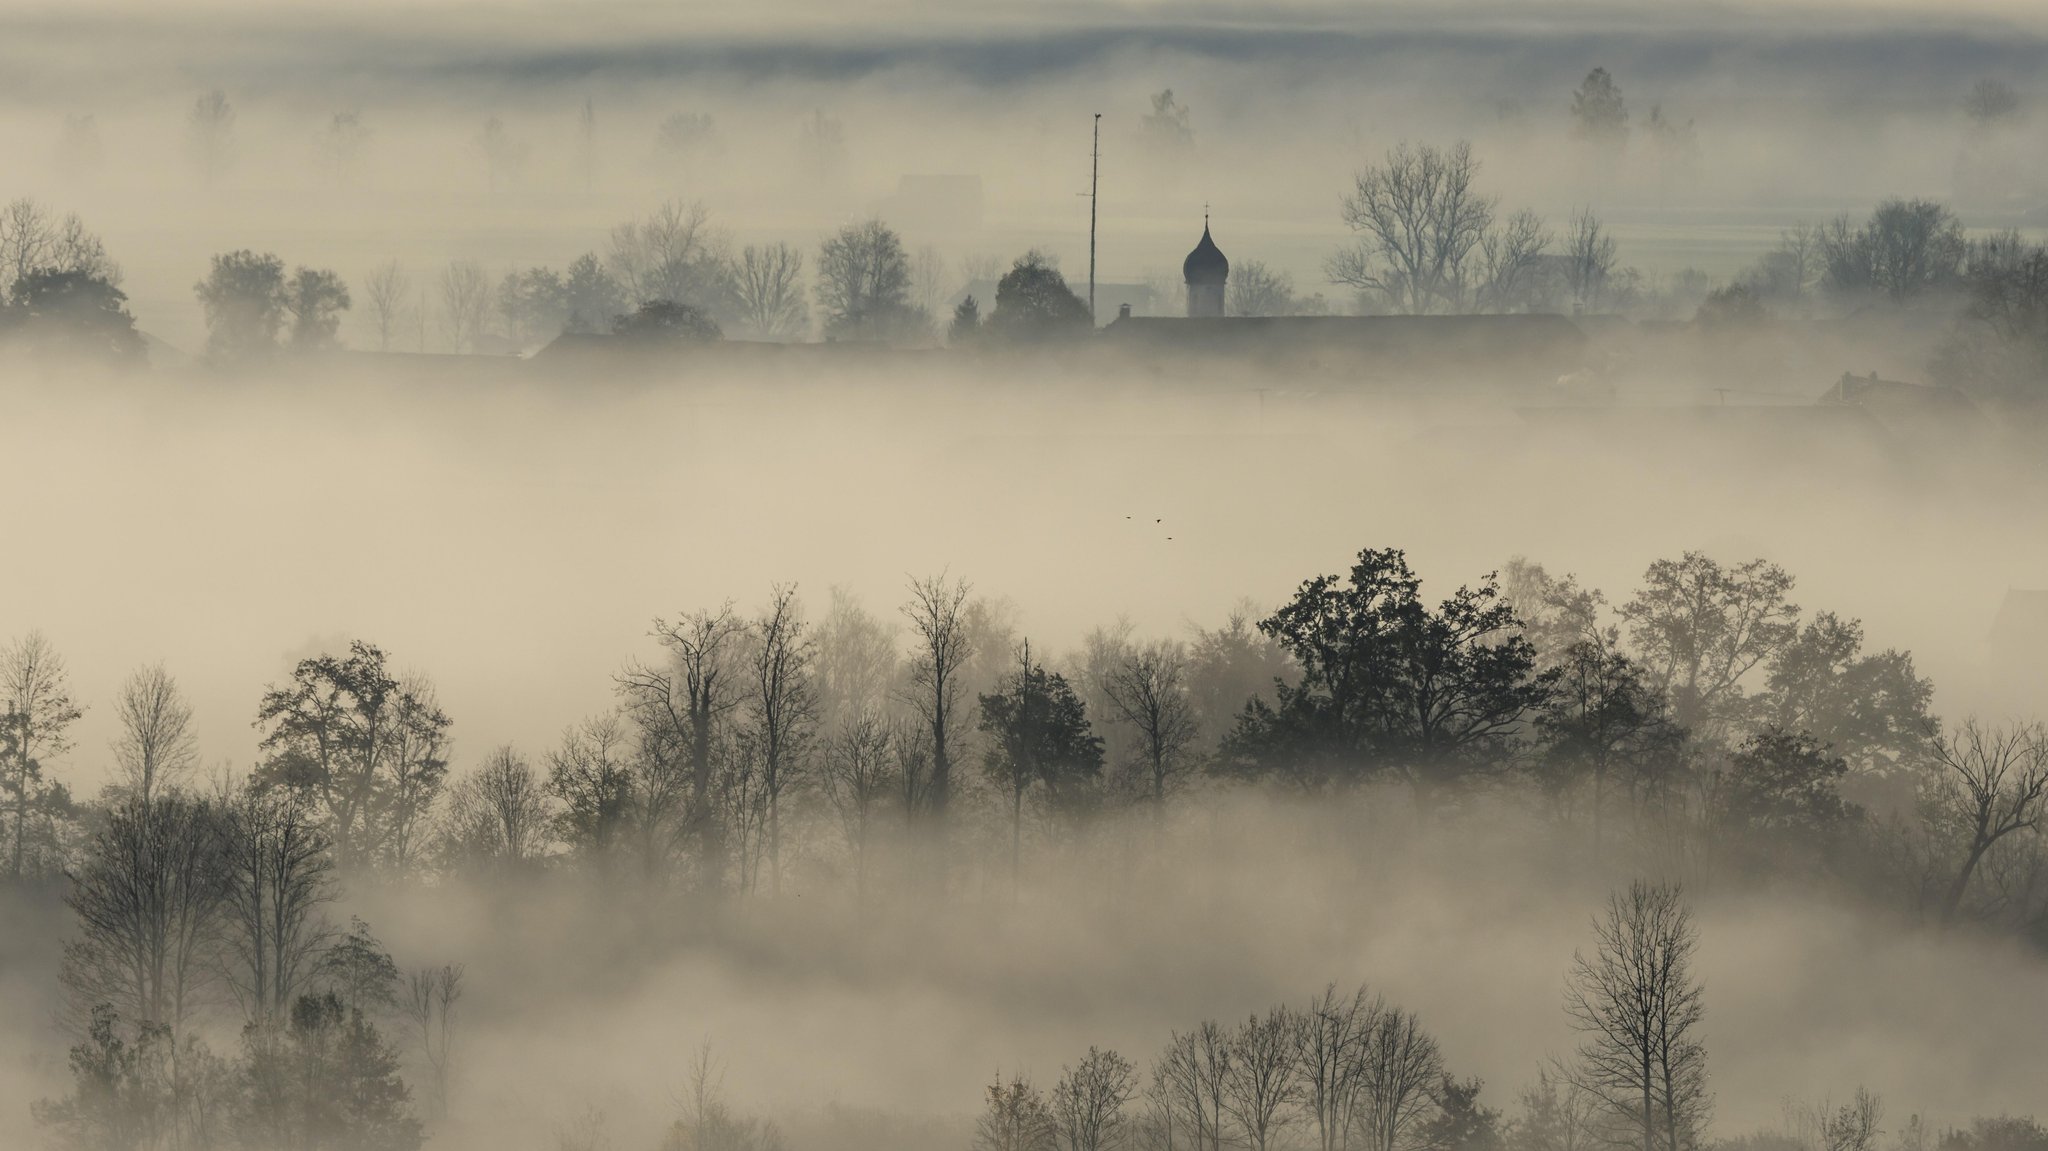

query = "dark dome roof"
[1183,223,1228,285]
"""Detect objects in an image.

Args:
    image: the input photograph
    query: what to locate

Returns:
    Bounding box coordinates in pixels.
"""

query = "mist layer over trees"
[7,1,2048,1150]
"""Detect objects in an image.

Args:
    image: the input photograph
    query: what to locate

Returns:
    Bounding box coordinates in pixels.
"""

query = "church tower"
[1182,216,1229,317]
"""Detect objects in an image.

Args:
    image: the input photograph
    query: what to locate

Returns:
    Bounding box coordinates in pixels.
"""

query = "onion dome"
[1182,221,1229,285]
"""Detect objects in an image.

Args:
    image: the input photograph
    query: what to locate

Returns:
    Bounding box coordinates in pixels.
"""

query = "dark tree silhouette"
[2,268,144,365]
[816,219,925,343]
[216,778,336,1019]
[254,642,451,870]
[1565,881,1708,1151]
[1536,637,1683,854]
[979,644,1104,881]
[989,251,1091,339]
[284,267,351,351]
[1928,721,2048,926]
[194,250,287,364]
[901,575,973,821]
[60,792,228,1034]
[1224,548,1551,800]
[1818,200,1966,303]
[1570,69,1629,147]
[950,294,982,344]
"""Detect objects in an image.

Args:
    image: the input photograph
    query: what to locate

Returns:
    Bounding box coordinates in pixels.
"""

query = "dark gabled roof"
[1183,224,1229,285]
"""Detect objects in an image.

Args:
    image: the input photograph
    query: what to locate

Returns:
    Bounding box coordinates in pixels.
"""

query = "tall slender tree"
[1564,881,1709,1151]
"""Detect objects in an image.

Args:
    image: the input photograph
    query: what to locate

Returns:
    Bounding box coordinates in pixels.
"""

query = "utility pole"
[1089,113,1101,327]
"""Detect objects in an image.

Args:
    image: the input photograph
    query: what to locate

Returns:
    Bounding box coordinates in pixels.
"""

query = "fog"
[6,2,2048,1151]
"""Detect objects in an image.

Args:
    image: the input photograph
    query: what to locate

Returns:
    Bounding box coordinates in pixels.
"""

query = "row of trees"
[1324,140,1665,317]
[13,546,2048,1148]
[10,546,2046,939]
[977,881,1707,1151]
[186,204,1093,361]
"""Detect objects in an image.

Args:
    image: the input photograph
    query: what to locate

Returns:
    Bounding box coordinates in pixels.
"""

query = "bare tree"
[1516,1059,1599,1151]
[439,260,491,352]
[731,243,808,340]
[1798,1089,1883,1151]
[442,746,552,867]
[216,777,336,1020]
[1475,209,1552,312]
[749,585,818,895]
[1101,640,1199,817]
[1155,1023,1230,1151]
[1565,880,1709,1151]
[979,1074,1058,1151]
[1563,209,1619,312]
[188,89,236,184]
[619,607,748,890]
[816,219,921,341]
[1053,1047,1139,1151]
[609,200,728,311]
[0,198,55,293]
[1748,223,1824,304]
[546,713,636,872]
[822,711,895,904]
[2,631,84,878]
[900,574,974,820]
[1222,1009,1301,1151]
[59,791,227,1034]
[1229,262,1296,317]
[1353,1008,1444,1151]
[364,261,411,352]
[1295,984,1382,1151]
[404,963,464,1118]
[909,243,945,314]
[817,588,898,733]
[0,200,117,299]
[1929,721,2048,926]
[111,664,198,808]
[1328,141,1495,315]
[962,253,1005,289]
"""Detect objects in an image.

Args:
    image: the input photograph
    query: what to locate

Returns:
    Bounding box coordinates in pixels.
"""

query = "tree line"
[972,879,1706,1151]
[10,545,2048,1147]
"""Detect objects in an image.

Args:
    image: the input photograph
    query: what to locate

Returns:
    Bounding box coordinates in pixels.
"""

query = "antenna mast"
[1089,113,1101,327]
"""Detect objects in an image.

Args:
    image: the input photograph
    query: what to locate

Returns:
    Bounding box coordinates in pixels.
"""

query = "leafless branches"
[1930,721,2048,926]
[731,243,808,340]
[364,261,412,352]
[1101,641,1199,813]
[1328,141,1494,315]
[1564,880,1708,1151]
[111,664,199,808]
[405,963,464,1118]
[609,200,728,311]
[439,260,491,352]
[1053,1047,1139,1151]
[1563,209,1619,312]
[2,630,84,878]
[900,574,974,820]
